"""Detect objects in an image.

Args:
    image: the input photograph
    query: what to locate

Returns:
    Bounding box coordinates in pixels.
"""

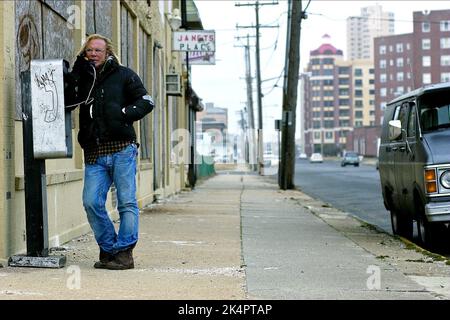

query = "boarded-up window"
[153,44,162,188]
[120,4,135,68]
[139,27,151,160]
[15,0,75,120]
[85,0,113,39]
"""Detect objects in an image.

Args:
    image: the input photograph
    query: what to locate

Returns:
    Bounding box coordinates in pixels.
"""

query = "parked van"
[379,82,450,247]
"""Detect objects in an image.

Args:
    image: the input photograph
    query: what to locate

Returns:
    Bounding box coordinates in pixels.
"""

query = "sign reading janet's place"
[173,30,216,52]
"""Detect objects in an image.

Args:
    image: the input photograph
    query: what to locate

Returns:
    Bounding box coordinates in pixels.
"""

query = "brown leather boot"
[104,247,134,270]
[93,249,114,269]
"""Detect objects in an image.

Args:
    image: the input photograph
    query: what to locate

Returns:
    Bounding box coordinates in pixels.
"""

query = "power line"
[307,11,448,26]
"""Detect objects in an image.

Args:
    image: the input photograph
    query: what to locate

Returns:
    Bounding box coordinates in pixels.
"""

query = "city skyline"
[191,1,450,135]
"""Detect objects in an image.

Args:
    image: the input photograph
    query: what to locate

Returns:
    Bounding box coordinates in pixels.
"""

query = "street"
[293,158,391,234]
[290,158,450,257]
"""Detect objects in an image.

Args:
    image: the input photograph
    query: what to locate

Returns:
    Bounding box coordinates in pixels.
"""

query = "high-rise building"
[347,4,395,60]
[304,35,352,156]
[374,9,450,126]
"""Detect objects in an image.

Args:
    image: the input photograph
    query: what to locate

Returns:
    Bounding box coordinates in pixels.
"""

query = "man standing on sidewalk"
[65,34,154,270]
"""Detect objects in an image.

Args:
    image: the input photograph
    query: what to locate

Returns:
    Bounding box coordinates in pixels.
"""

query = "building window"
[324,120,334,128]
[396,86,404,95]
[380,88,387,97]
[379,45,386,54]
[355,111,363,118]
[441,20,450,31]
[396,72,404,81]
[423,73,431,84]
[355,100,363,107]
[441,72,450,83]
[354,79,363,87]
[442,55,450,66]
[380,74,387,83]
[339,88,349,96]
[422,21,430,32]
[355,121,363,127]
[422,39,431,50]
[379,59,386,69]
[338,67,350,74]
[354,89,363,97]
[396,43,403,53]
[396,58,404,67]
[441,38,450,49]
[422,56,431,67]
[354,68,362,76]
[314,132,321,139]
[339,120,350,127]
[325,132,333,139]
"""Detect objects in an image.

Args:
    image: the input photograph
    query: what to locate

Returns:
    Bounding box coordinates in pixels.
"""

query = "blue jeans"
[83,143,139,254]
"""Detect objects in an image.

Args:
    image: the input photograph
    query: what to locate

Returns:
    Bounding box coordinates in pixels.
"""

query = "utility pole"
[236,0,278,175]
[236,34,257,170]
[279,0,305,190]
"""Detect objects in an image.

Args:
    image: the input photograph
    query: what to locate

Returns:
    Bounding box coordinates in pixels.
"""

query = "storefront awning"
[186,0,204,30]
[187,86,204,112]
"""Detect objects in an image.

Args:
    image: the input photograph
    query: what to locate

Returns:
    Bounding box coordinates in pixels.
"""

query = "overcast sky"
[191,0,450,137]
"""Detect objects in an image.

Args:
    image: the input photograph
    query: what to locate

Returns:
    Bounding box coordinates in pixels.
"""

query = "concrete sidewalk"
[0,166,449,300]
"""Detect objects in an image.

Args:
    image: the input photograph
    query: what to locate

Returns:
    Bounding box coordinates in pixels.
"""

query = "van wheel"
[417,214,446,249]
[390,210,413,239]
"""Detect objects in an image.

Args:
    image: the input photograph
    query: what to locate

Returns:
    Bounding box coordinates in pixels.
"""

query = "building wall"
[0,0,16,262]
[374,10,450,127]
[413,10,450,88]
[352,59,375,127]
[374,33,414,126]
[346,125,381,157]
[0,0,188,263]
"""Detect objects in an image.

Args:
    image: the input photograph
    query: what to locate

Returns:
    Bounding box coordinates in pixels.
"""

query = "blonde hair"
[77,34,120,64]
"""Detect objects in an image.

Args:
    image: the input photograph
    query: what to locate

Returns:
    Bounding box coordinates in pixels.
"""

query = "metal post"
[8,72,65,268]
[255,1,264,175]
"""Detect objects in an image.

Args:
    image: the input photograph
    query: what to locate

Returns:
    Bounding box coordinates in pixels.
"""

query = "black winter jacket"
[66,55,154,149]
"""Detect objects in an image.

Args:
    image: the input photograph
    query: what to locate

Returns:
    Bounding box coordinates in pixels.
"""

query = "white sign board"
[183,51,216,65]
[173,30,216,52]
[30,59,68,159]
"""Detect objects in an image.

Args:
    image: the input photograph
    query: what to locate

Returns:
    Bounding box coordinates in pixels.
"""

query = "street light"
[168,8,182,31]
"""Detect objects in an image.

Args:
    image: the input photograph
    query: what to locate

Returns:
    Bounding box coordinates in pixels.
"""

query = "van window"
[420,105,450,132]
[391,104,408,140]
[407,104,417,137]
[419,89,450,132]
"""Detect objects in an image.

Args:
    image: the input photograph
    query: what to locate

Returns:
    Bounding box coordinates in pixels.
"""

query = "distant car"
[309,153,323,163]
[298,153,308,160]
[341,151,360,167]
[263,153,279,167]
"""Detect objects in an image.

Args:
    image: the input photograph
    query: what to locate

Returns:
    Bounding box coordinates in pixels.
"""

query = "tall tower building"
[347,4,395,60]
